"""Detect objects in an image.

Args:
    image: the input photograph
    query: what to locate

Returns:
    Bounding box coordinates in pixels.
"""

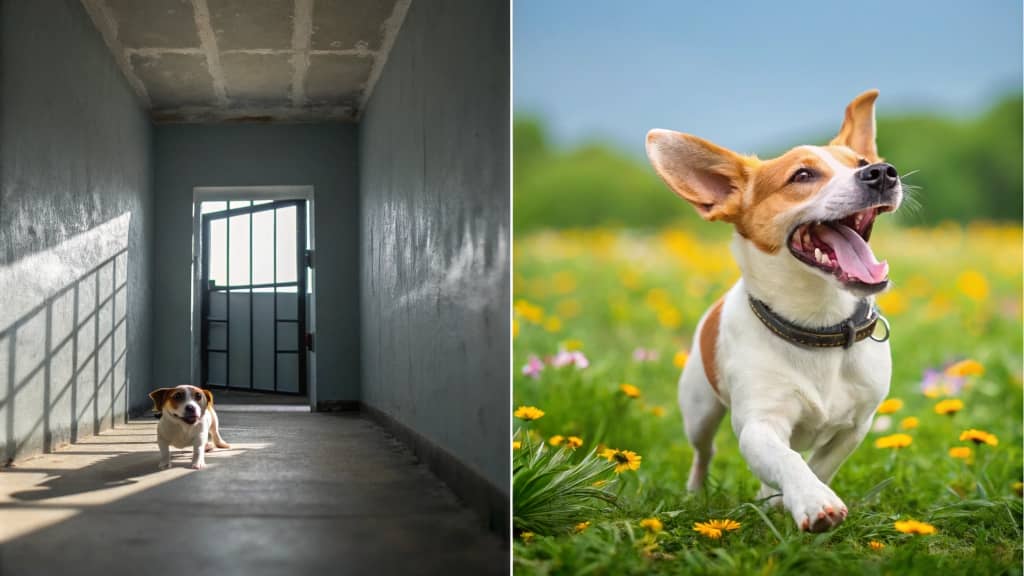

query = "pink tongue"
[816,224,889,283]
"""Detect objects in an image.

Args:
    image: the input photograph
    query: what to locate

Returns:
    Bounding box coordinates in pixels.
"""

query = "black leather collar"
[748,296,885,349]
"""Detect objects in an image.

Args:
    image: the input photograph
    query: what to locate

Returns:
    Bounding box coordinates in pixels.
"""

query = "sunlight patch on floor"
[0,418,269,543]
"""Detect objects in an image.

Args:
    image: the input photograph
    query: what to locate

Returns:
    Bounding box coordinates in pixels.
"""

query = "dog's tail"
[209,409,232,449]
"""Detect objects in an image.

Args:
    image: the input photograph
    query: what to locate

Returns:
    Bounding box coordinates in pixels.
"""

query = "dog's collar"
[748,296,888,349]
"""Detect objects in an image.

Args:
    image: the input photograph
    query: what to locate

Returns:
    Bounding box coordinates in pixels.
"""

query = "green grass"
[512,223,1023,575]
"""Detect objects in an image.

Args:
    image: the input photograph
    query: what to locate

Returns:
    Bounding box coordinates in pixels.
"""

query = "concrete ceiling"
[82,0,410,123]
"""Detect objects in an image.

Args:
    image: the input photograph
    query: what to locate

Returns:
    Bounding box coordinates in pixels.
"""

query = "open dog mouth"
[787,205,894,288]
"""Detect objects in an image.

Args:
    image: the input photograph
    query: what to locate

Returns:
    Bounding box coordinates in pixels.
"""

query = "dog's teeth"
[814,247,822,260]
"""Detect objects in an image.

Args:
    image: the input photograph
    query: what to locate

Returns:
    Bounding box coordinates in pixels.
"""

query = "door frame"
[190,186,317,411]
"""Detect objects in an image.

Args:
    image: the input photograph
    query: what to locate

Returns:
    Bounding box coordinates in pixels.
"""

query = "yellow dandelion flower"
[934,398,964,415]
[1013,482,1023,497]
[959,429,998,446]
[620,383,641,398]
[562,339,584,351]
[695,519,740,539]
[894,519,937,535]
[645,288,671,308]
[548,435,564,447]
[956,270,989,302]
[600,448,642,473]
[877,289,907,315]
[553,271,577,294]
[877,398,903,414]
[520,531,535,543]
[874,433,913,449]
[948,446,972,459]
[514,299,545,324]
[900,417,919,430]
[557,299,581,319]
[868,540,886,550]
[574,521,590,533]
[657,307,682,329]
[693,523,721,539]
[693,519,740,539]
[514,406,545,421]
[650,406,666,418]
[640,518,663,533]
[543,316,563,333]
[620,269,640,289]
[673,351,689,369]
[512,440,521,450]
[945,359,984,378]
[566,436,583,449]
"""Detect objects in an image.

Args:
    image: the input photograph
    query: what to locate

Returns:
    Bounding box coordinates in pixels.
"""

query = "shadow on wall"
[0,215,133,465]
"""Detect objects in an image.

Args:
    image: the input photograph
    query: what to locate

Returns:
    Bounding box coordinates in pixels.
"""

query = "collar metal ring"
[870,314,891,343]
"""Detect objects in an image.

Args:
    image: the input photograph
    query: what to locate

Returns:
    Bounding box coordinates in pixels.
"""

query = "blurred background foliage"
[514,94,1022,232]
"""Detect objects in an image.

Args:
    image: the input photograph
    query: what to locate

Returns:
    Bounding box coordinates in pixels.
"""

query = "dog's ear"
[646,129,750,222]
[830,89,879,160]
[202,388,214,408]
[148,388,174,412]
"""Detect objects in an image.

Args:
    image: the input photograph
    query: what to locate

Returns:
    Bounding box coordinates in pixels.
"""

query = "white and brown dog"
[646,90,901,532]
[148,385,231,470]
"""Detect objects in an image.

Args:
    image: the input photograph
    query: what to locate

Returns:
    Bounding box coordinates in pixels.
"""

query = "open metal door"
[200,200,309,395]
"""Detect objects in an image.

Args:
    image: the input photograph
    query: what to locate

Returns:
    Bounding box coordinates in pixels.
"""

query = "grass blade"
[741,502,784,544]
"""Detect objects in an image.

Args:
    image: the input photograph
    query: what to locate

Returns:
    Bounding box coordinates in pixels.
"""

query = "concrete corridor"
[0,399,506,575]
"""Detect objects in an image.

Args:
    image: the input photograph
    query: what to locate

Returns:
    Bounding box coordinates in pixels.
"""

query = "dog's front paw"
[784,481,847,533]
[158,461,172,470]
[190,461,206,470]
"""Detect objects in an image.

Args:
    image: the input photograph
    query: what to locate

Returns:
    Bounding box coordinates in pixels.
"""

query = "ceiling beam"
[191,0,229,106]
[290,0,314,107]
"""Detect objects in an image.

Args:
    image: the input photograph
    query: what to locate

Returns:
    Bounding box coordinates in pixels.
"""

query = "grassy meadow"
[512,221,1023,575]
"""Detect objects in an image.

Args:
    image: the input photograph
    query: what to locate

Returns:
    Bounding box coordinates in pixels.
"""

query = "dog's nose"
[184,404,197,414]
[857,162,899,192]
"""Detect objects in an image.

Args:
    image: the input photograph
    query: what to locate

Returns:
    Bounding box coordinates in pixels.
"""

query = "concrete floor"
[0,400,507,575]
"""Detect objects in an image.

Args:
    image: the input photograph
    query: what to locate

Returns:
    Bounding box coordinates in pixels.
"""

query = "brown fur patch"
[148,385,208,412]
[829,89,881,161]
[733,149,832,252]
[732,144,872,253]
[147,388,174,412]
[649,90,883,255]
[700,298,725,396]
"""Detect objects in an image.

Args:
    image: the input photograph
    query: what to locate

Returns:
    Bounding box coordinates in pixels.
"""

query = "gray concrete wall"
[358,0,510,493]
[152,125,360,402]
[0,0,154,461]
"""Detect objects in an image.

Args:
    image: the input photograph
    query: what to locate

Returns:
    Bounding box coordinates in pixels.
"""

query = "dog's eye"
[173,392,184,401]
[194,393,202,401]
[790,168,815,183]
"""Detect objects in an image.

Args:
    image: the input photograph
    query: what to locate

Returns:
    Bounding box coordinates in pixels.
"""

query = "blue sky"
[514,0,1023,155]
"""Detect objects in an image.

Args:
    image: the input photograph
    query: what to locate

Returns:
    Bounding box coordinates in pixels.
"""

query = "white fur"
[680,148,900,532]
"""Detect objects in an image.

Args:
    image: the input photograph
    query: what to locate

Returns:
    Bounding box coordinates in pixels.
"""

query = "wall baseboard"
[354,402,509,540]
[314,400,361,412]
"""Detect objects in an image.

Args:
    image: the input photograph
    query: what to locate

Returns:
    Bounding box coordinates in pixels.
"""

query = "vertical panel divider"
[249,204,254,391]
[273,203,278,392]
[297,200,307,396]
[225,208,231,390]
